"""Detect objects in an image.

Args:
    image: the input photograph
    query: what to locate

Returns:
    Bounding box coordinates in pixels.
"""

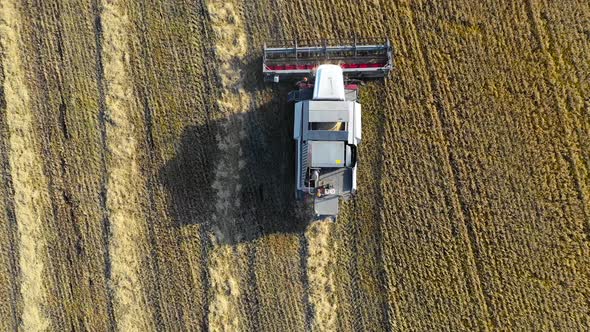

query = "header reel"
[263,37,393,83]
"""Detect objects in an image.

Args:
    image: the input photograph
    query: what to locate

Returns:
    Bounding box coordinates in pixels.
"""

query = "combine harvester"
[263,38,392,219]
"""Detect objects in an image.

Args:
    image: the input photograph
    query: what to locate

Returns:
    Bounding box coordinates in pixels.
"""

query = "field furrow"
[123,0,218,329]
[16,0,118,329]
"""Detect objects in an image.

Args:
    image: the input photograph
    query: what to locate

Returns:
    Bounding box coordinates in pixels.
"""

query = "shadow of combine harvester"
[159,37,391,244]
[159,85,311,246]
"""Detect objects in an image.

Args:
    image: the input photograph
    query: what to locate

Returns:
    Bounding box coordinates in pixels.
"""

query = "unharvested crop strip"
[99,1,154,330]
[0,0,51,329]
[400,1,590,327]
[406,6,493,328]
[365,129,395,330]
[524,0,590,222]
[372,150,395,330]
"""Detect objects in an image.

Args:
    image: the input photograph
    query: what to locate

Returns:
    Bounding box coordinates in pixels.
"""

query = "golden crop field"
[0,0,589,331]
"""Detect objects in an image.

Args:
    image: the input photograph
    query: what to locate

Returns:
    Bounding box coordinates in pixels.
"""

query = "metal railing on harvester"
[263,37,393,82]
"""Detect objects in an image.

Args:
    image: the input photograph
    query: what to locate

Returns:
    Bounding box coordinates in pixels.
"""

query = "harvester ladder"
[301,142,308,187]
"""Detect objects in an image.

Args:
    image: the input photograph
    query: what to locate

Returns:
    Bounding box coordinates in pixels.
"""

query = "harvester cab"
[263,38,392,219]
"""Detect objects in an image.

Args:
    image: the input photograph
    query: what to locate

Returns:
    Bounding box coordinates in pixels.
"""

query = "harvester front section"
[263,38,392,219]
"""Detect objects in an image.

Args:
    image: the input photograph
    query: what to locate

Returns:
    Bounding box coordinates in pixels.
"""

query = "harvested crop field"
[0,0,589,330]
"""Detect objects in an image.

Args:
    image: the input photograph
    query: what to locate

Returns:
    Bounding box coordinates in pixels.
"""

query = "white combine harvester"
[263,38,392,219]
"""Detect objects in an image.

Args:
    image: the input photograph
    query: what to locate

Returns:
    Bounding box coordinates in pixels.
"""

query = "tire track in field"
[91,0,117,328]
[299,234,313,331]
[205,1,253,331]
[99,1,154,330]
[0,0,51,329]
